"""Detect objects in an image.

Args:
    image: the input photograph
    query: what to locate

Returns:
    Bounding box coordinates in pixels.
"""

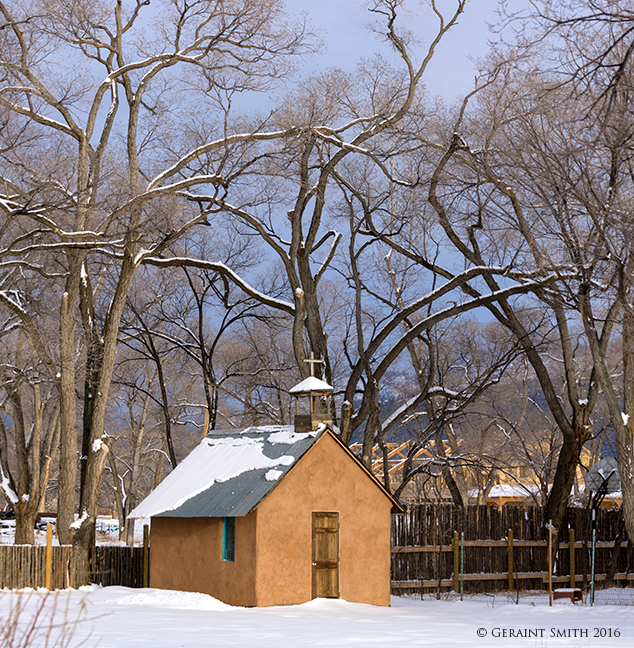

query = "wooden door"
[311,511,339,599]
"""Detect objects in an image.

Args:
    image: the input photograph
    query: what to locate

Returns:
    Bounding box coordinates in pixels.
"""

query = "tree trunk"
[543,435,583,543]
[361,386,380,470]
[70,516,95,587]
[124,414,147,546]
[13,505,37,545]
[477,468,498,505]
[579,288,634,548]
[57,261,84,546]
[105,451,126,541]
[444,423,469,505]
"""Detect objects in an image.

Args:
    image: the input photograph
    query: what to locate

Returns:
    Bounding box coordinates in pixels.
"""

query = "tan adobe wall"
[149,513,257,607]
[255,432,393,607]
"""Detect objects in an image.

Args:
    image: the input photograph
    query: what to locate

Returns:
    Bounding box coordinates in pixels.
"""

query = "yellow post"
[507,529,514,591]
[45,523,53,590]
[548,520,553,606]
[143,524,150,588]
[569,528,576,588]
[453,531,459,592]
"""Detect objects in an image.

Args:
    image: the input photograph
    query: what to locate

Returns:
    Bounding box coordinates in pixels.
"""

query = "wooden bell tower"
[290,355,333,432]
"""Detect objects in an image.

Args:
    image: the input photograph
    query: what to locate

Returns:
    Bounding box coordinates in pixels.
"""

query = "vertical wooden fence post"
[507,529,514,591]
[569,528,575,588]
[453,531,459,592]
[45,523,53,589]
[143,524,150,588]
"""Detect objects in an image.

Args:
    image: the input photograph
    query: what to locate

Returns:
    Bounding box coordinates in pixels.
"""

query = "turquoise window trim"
[223,517,235,561]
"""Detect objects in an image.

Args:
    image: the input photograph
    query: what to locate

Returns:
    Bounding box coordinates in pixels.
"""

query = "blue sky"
[289,0,503,101]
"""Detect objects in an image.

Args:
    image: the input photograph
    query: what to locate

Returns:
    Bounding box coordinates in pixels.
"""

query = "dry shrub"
[0,590,89,648]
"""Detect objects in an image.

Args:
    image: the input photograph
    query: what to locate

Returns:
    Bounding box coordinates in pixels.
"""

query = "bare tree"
[523,0,634,556]
[331,146,537,474]
[412,19,634,539]
[143,0,470,390]
[104,363,190,545]
[0,332,59,543]
[0,0,312,581]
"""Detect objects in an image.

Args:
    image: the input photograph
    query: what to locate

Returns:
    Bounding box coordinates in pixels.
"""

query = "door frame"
[311,510,340,599]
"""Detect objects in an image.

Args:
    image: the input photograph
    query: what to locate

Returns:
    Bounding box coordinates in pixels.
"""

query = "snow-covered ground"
[1,586,633,648]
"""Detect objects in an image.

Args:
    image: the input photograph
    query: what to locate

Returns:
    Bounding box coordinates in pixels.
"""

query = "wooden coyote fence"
[0,545,145,590]
[391,504,634,595]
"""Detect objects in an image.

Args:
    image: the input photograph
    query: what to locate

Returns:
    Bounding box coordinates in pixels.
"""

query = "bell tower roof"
[289,376,333,395]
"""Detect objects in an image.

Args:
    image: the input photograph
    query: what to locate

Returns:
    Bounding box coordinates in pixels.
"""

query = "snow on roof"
[268,429,317,444]
[575,484,622,497]
[469,484,541,499]
[129,426,324,519]
[289,376,333,394]
[469,483,623,502]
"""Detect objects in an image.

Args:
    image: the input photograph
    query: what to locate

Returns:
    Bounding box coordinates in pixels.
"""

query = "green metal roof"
[153,426,322,518]
[130,421,402,520]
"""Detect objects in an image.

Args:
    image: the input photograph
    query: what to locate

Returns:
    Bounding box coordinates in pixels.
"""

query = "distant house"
[130,379,401,607]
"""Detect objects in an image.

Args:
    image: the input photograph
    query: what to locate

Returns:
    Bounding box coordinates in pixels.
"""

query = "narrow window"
[223,517,235,561]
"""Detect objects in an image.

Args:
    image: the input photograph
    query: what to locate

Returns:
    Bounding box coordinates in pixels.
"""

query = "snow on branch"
[0,463,18,505]
[314,231,342,285]
[147,128,302,192]
[366,274,552,387]
[141,257,295,314]
[381,393,428,432]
